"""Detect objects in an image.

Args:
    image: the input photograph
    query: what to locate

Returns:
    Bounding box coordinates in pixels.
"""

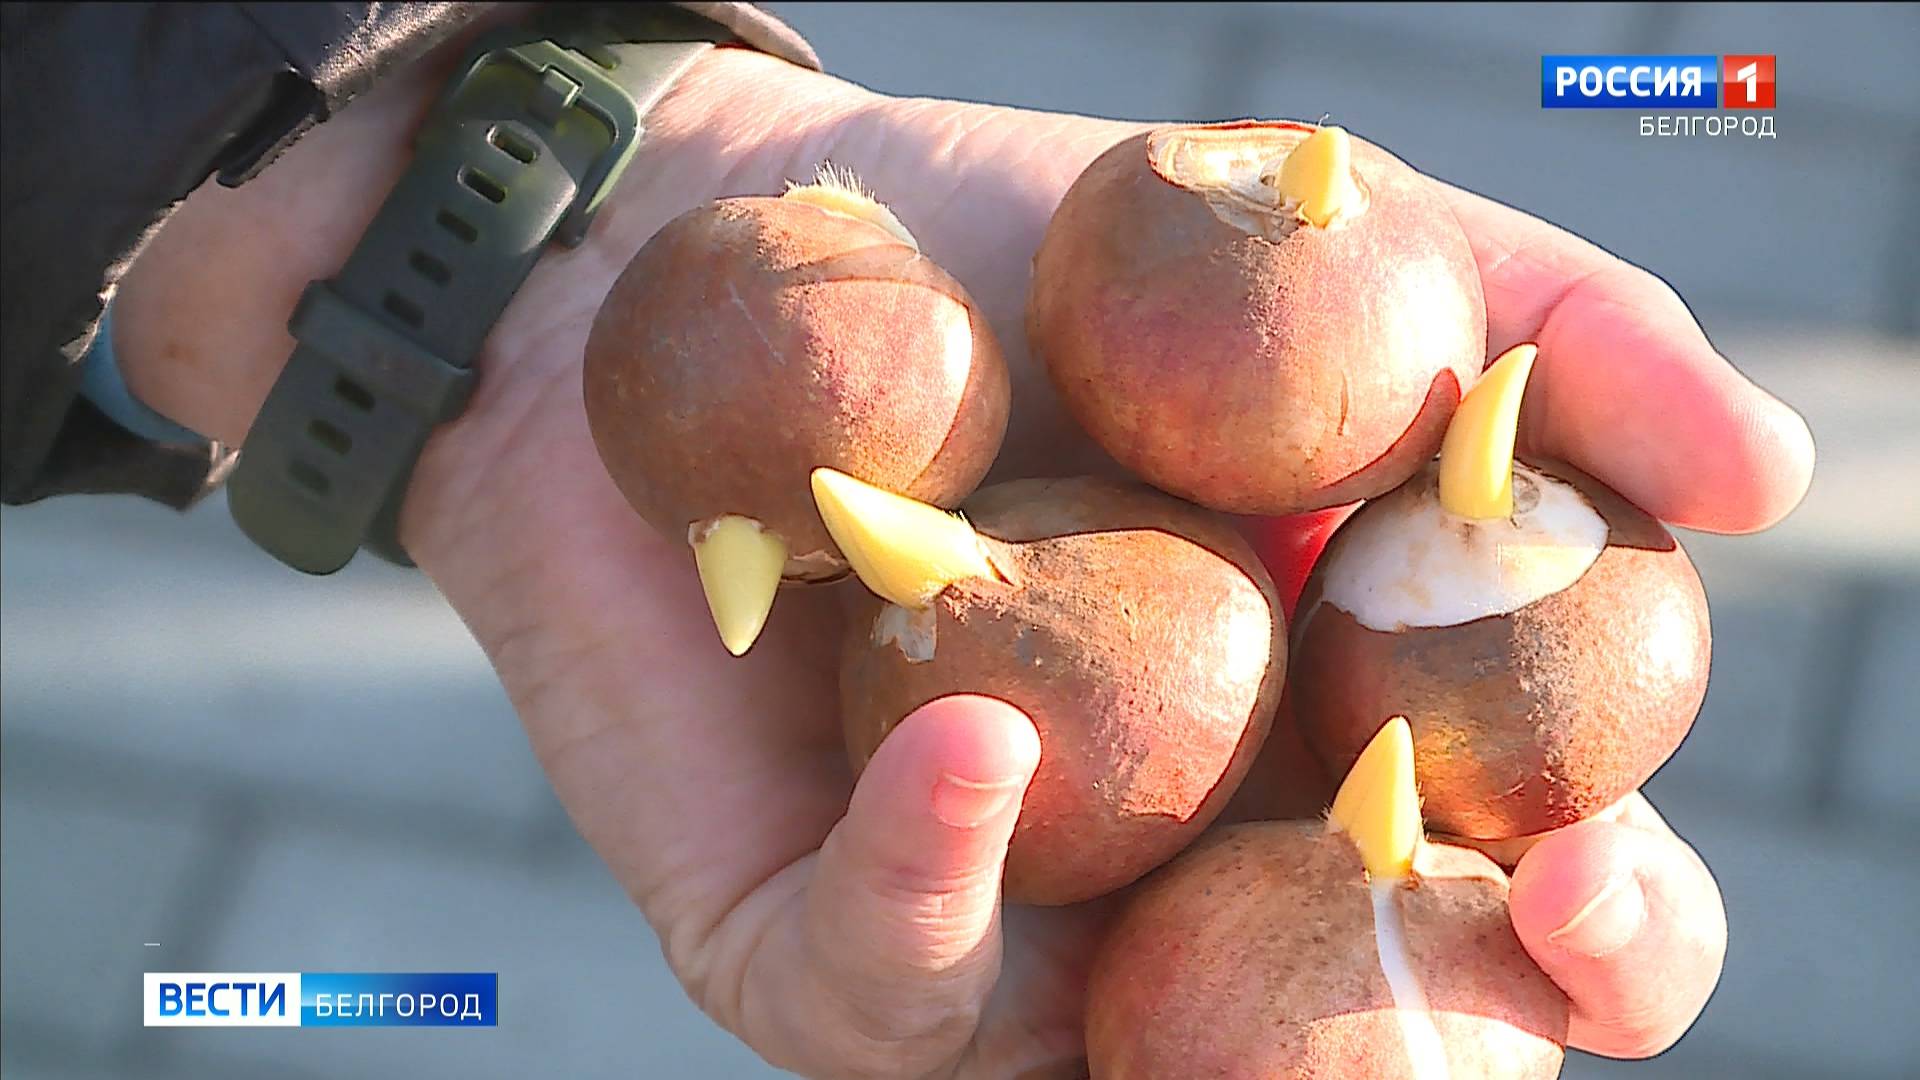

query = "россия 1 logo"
[1540,55,1777,109]
[1542,54,1777,139]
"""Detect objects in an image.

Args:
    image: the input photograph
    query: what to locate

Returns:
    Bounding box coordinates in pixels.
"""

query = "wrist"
[110,5,526,448]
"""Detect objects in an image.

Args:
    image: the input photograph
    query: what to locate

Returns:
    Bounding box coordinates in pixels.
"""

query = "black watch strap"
[227,14,727,575]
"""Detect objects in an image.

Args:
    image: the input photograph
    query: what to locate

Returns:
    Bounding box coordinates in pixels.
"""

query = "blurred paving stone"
[0,495,555,827]
[0,671,548,836]
[1255,2,1636,60]
[165,820,789,1078]
[1627,784,1920,1076]
[772,1,1634,112]
[1898,204,1920,336]
[1667,2,1920,125]
[1645,560,1829,799]
[1212,34,1907,333]
[0,796,205,1056]
[3,1020,342,1080]
[772,2,1229,120]
[1564,1041,1889,1080]
[1835,585,1920,820]
[0,488,434,597]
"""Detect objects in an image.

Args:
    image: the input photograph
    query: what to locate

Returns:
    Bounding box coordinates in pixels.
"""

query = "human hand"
[115,38,1810,1079]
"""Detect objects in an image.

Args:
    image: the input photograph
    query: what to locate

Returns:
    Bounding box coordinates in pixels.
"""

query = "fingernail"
[931,772,1026,829]
[1547,873,1646,958]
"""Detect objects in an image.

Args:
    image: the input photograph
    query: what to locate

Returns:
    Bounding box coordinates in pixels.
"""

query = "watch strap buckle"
[440,36,645,247]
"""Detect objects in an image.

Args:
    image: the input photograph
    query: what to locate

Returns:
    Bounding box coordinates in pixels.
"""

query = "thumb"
[1507,797,1727,1059]
[802,694,1041,1071]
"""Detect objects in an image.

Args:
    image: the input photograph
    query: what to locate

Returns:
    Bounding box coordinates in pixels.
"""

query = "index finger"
[1439,184,1815,535]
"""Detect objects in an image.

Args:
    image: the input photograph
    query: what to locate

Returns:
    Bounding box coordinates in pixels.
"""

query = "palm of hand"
[412,97,1148,1078]
[407,69,1807,1079]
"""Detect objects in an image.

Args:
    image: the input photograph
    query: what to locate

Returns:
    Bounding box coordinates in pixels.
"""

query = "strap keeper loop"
[287,282,476,424]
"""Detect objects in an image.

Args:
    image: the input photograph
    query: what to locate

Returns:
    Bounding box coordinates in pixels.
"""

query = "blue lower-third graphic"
[144,972,498,1027]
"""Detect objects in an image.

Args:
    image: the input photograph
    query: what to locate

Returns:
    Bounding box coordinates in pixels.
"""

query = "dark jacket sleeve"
[0,2,817,510]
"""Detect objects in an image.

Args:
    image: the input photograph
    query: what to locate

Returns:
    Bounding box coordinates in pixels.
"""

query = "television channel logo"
[1721,54,1776,109]
[1541,55,1776,109]
[143,972,498,1028]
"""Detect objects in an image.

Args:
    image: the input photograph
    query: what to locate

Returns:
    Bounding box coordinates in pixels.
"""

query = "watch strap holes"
[459,166,508,205]
[436,209,478,244]
[333,377,376,412]
[487,125,539,165]
[409,250,452,286]
[382,291,426,328]
[289,459,332,496]
[307,419,352,456]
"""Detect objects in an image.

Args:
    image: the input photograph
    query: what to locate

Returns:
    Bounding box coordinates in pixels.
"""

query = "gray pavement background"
[4,3,1917,1078]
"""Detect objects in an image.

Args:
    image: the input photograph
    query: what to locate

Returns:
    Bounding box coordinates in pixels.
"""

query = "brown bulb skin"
[1027,121,1484,517]
[1291,459,1711,839]
[839,477,1286,906]
[1086,822,1568,1079]
[584,196,1010,579]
